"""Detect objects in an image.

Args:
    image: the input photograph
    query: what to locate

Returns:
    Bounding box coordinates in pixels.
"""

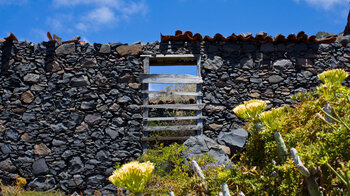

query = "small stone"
[99,44,111,54]
[116,44,143,56]
[76,122,89,132]
[219,145,231,155]
[84,114,102,126]
[203,56,223,70]
[268,75,284,83]
[250,78,262,83]
[21,133,32,142]
[217,128,249,148]
[32,158,49,175]
[71,77,88,87]
[34,143,51,156]
[4,129,19,141]
[105,128,119,139]
[73,175,83,186]
[69,157,84,174]
[23,73,40,83]
[0,158,16,172]
[264,89,274,98]
[45,61,61,72]
[80,58,97,68]
[21,90,34,104]
[128,83,141,89]
[273,59,292,67]
[117,96,132,103]
[235,76,248,83]
[204,105,226,113]
[55,43,75,56]
[118,75,136,83]
[209,123,224,131]
[28,175,56,191]
[109,103,120,112]
[248,92,260,98]
[81,101,96,110]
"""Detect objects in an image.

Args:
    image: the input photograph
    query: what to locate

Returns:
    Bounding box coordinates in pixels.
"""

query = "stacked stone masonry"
[0,38,350,194]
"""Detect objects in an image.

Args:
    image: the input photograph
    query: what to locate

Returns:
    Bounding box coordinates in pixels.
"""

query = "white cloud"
[50,0,148,32]
[294,0,347,10]
[86,7,117,24]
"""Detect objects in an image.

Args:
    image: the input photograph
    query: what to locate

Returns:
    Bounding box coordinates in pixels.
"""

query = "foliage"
[1,180,64,196]
[232,99,267,122]
[109,161,154,194]
[228,69,350,195]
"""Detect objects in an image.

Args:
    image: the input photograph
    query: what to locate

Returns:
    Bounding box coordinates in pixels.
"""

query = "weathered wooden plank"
[142,90,202,96]
[141,104,205,110]
[142,57,150,151]
[144,116,206,121]
[196,55,203,135]
[140,54,196,58]
[143,125,202,132]
[140,74,203,84]
[141,136,190,142]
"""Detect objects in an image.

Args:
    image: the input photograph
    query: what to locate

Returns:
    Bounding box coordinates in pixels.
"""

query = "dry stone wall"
[0,38,350,194]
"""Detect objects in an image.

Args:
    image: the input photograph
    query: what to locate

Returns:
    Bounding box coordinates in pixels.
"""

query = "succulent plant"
[109,161,154,195]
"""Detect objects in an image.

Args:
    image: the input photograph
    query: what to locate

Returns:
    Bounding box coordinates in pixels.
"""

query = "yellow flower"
[317,69,349,87]
[108,161,154,193]
[259,107,285,131]
[16,177,26,187]
[233,99,267,121]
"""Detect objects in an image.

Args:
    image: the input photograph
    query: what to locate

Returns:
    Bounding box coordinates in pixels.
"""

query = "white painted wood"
[143,125,202,132]
[141,104,205,110]
[140,54,196,58]
[144,116,206,121]
[142,90,202,96]
[140,74,203,84]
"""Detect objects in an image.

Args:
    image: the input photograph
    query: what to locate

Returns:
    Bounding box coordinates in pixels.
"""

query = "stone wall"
[0,41,144,194]
[0,39,349,194]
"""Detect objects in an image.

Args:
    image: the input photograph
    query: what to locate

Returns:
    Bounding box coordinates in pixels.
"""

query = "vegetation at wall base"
[130,69,350,195]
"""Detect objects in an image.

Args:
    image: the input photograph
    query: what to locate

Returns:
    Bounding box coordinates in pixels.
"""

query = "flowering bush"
[109,161,154,194]
[232,99,267,122]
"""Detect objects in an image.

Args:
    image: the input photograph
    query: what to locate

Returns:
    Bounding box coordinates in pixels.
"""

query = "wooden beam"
[142,57,150,151]
[141,136,190,142]
[196,55,203,135]
[139,74,203,84]
[143,125,202,132]
[142,90,202,96]
[140,54,196,58]
[141,104,205,110]
[144,116,206,121]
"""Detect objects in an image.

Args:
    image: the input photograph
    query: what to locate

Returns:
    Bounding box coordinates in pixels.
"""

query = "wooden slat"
[141,104,205,110]
[143,125,202,132]
[140,54,196,58]
[196,55,204,135]
[140,74,203,84]
[142,57,150,150]
[141,136,190,141]
[144,116,206,121]
[142,90,202,96]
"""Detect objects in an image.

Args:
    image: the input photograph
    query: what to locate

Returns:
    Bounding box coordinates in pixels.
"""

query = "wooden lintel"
[142,90,202,96]
[140,74,203,84]
[141,136,190,142]
[141,104,205,110]
[144,116,206,121]
[143,125,202,132]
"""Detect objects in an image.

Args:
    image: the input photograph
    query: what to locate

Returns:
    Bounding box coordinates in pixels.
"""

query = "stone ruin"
[0,29,350,194]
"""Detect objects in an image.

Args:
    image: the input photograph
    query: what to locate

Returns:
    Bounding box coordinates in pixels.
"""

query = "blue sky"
[0,0,348,44]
